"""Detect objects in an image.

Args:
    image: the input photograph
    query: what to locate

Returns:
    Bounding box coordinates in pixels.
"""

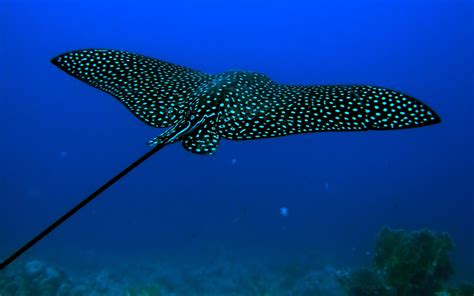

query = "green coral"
[447,283,474,296]
[340,227,470,296]
[374,227,454,295]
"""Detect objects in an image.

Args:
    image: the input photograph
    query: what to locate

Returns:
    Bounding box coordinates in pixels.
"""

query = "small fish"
[51,49,441,155]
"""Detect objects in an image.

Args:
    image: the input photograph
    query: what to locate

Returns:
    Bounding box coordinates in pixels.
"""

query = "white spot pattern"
[52,49,441,155]
[52,49,209,127]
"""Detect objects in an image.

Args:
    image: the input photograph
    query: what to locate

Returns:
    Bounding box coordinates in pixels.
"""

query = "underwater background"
[1,0,473,295]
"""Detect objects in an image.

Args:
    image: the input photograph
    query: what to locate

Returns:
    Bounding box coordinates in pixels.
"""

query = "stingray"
[0,49,440,269]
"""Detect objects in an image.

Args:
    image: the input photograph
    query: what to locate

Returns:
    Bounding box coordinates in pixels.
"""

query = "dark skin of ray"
[0,49,441,269]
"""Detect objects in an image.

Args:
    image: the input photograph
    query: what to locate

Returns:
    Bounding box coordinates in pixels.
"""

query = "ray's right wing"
[221,80,441,140]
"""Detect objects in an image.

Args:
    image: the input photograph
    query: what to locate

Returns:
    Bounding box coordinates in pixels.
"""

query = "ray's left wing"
[52,49,211,128]
[220,78,440,140]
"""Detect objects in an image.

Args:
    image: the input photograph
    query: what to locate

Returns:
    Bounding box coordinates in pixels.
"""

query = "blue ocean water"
[1,0,473,294]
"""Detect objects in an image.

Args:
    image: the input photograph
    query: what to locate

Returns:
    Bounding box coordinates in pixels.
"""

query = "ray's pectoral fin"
[182,113,221,155]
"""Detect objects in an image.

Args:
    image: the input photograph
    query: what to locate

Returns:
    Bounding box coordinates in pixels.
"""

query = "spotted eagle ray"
[0,49,440,269]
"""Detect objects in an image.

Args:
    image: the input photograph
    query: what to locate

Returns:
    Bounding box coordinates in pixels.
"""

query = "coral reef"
[338,268,392,296]
[446,283,474,296]
[290,267,346,296]
[0,255,346,296]
[339,227,472,296]
[0,259,72,295]
[0,229,470,295]
[374,227,454,295]
[0,259,129,296]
